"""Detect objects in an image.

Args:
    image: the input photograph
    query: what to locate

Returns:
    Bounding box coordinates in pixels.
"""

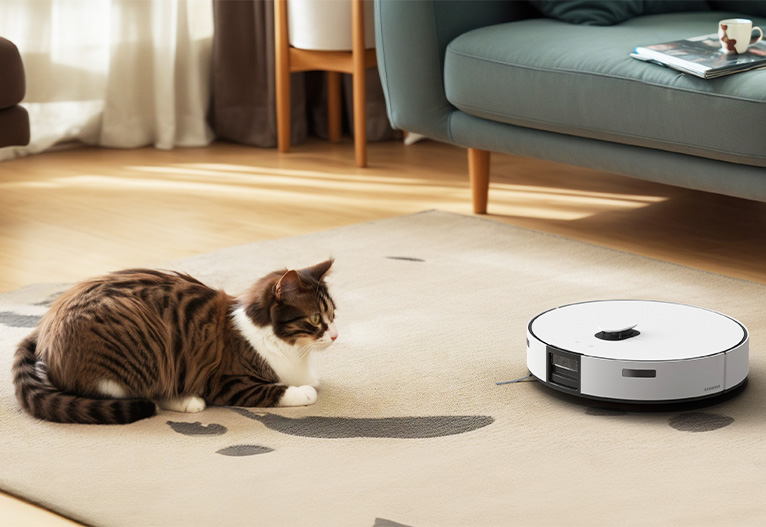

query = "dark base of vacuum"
[529,375,749,413]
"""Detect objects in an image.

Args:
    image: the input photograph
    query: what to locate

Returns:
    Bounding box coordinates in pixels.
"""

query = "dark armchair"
[0,36,30,148]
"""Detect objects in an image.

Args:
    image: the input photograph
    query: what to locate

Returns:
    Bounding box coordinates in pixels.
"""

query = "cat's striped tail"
[13,333,156,425]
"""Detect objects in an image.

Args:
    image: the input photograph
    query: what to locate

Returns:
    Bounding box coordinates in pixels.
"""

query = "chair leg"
[351,0,367,167]
[351,70,367,167]
[327,72,342,143]
[468,148,490,214]
[275,0,291,153]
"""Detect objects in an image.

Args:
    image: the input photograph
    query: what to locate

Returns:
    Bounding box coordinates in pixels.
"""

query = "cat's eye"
[309,313,321,326]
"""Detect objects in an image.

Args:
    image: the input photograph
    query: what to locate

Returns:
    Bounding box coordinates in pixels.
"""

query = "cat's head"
[243,259,338,349]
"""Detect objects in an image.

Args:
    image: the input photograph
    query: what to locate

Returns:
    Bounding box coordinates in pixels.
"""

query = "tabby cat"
[13,259,337,425]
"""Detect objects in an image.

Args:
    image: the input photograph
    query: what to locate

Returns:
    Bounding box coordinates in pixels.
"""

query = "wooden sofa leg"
[468,148,490,214]
[351,0,368,168]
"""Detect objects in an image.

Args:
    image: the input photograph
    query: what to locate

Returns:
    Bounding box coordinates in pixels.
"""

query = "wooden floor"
[2,138,766,293]
[2,137,766,525]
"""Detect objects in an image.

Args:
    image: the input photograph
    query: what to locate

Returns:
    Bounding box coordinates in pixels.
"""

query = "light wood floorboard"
[2,137,766,524]
[3,139,766,291]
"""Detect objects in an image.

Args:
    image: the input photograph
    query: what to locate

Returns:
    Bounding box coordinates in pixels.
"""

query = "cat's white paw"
[279,385,318,407]
[158,396,206,413]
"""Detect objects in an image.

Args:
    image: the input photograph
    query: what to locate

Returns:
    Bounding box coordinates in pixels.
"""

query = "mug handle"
[751,26,763,45]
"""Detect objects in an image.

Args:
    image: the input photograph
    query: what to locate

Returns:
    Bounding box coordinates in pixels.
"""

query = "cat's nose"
[328,324,338,341]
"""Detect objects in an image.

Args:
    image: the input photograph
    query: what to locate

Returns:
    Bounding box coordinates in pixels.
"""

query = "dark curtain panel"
[210,0,399,148]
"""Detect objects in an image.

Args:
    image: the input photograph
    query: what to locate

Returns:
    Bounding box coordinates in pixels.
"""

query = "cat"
[13,259,337,425]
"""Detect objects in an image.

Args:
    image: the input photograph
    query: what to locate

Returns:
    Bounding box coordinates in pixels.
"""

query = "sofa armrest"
[0,37,26,109]
[374,0,533,142]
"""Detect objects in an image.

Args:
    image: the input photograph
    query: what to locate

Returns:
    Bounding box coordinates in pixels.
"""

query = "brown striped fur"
[13,260,336,424]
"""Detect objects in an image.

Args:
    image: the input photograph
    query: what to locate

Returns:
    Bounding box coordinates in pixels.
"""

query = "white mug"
[719,18,763,54]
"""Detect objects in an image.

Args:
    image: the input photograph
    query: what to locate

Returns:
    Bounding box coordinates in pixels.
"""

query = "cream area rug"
[1,211,764,527]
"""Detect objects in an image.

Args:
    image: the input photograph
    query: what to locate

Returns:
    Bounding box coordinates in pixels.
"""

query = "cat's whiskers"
[296,338,324,358]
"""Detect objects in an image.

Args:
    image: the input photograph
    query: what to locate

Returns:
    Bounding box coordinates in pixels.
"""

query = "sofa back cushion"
[708,0,766,16]
[530,0,709,25]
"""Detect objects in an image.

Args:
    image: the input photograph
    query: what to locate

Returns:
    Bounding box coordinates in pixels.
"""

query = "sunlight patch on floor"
[124,163,438,187]
[488,183,667,220]
[0,157,670,226]
[23,171,461,206]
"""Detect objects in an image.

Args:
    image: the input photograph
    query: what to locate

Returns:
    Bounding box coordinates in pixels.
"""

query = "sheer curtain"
[0,0,214,161]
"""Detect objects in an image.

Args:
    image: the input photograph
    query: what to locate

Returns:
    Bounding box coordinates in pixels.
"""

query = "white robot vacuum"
[527,300,749,403]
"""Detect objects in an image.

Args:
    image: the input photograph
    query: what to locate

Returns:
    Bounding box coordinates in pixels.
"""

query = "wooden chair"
[274,0,376,167]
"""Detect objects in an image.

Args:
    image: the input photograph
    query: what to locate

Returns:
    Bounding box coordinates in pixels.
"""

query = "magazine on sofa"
[632,33,766,79]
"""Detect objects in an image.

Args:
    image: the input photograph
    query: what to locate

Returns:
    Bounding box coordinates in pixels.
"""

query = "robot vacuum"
[527,300,749,403]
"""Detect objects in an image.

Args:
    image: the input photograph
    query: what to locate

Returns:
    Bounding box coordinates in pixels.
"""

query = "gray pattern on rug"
[231,408,494,439]
[668,412,734,432]
[216,445,274,457]
[166,421,228,436]
[0,312,42,328]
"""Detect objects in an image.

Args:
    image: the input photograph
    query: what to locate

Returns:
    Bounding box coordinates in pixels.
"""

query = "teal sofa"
[375,1,766,213]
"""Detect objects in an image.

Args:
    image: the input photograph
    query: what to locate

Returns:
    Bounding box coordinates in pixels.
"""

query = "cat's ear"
[274,270,302,302]
[301,258,334,282]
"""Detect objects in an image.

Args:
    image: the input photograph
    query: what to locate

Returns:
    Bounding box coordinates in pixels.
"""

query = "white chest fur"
[231,306,319,388]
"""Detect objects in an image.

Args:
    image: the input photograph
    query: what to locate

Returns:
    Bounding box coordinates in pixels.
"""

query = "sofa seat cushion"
[0,105,30,147]
[444,12,766,167]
